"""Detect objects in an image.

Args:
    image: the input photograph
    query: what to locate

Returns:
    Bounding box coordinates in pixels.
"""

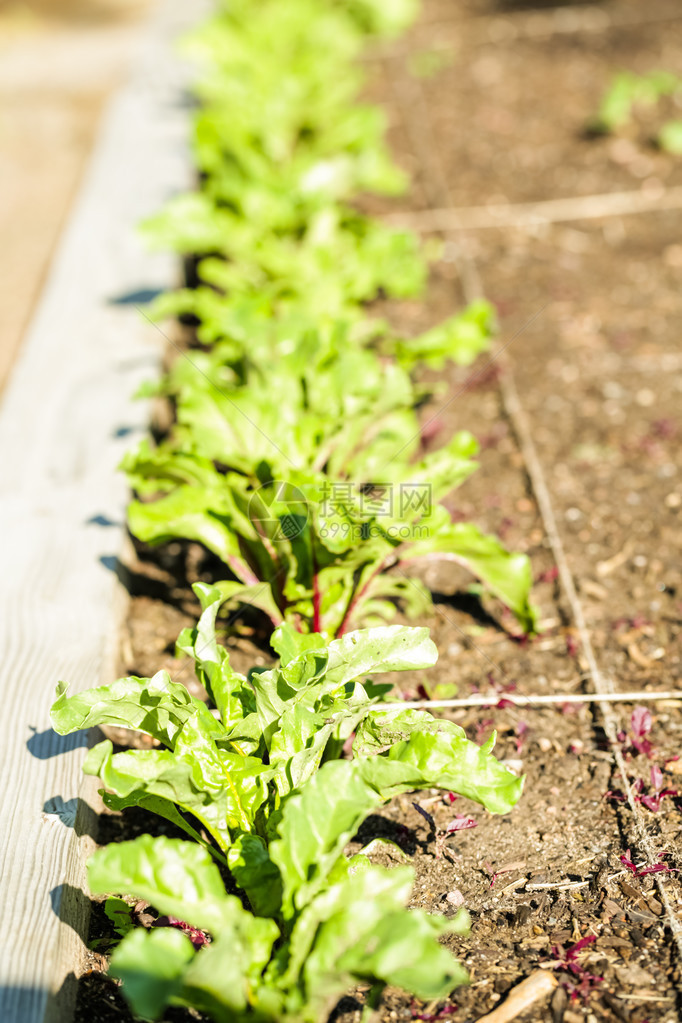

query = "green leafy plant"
[140,0,427,321]
[48,2,537,1018]
[591,69,681,135]
[52,607,522,1021]
[658,119,682,155]
[124,299,534,636]
[129,0,537,638]
[124,436,535,635]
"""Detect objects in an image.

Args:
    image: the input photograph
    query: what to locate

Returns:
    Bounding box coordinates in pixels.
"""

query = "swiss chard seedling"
[52,608,523,1021]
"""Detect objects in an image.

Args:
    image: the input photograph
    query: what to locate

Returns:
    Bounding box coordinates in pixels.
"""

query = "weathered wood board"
[0,1,203,1018]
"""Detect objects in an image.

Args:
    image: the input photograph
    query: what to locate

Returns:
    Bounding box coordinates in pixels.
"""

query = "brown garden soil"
[75,1,682,1021]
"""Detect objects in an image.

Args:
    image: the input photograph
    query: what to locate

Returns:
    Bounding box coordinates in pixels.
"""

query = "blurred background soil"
[0,0,154,392]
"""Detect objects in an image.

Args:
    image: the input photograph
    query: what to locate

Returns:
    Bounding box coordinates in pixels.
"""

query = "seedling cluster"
[592,69,682,153]
[51,1,538,1018]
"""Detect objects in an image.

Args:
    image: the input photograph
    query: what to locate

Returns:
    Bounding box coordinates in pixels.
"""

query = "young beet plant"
[123,305,535,636]
[52,593,522,1022]
[590,69,682,154]
[142,0,424,323]
[125,437,535,636]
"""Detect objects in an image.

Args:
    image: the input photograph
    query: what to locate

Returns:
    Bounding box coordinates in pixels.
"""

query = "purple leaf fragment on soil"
[566,634,580,658]
[630,706,654,757]
[605,773,677,812]
[446,816,478,832]
[638,788,677,813]
[614,706,655,759]
[620,850,638,874]
[535,566,559,584]
[412,802,436,829]
[515,720,529,753]
[156,915,210,948]
[563,937,597,958]
[420,416,443,445]
[485,861,525,888]
[632,705,652,737]
[475,718,495,743]
[410,1001,456,1020]
[651,417,677,439]
[620,850,680,877]
[549,936,602,1002]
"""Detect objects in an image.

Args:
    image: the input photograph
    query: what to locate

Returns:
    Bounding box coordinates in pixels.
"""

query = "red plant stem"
[312,573,322,633]
[226,554,260,587]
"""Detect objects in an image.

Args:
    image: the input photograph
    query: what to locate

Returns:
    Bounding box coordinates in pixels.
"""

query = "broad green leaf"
[176,582,250,726]
[178,916,280,1019]
[270,759,383,915]
[84,738,269,850]
[594,70,680,133]
[358,837,408,862]
[335,906,469,998]
[100,837,280,1020]
[365,730,523,814]
[100,790,226,865]
[172,718,272,832]
[285,864,413,1003]
[659,119,682,155]
[403,522,538,632]
[272,732,521,913]
[214,579,285,629]
[353,707,464,754]
[325,625,437,686]
[89,835,231,934]
[271,622,327,665]
[110,927,195,1021]
[104,897,134,939]
[128,487,256,584]
[248,668,290,747]
[397,299,494,370]
[227,833,283,917]
[50,671,223,748]
[269,702,336,795]
[286,864,468,1018]
[279,649,330,692]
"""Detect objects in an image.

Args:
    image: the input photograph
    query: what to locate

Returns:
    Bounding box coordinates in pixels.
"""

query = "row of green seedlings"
[591,69,682,153]
[53,1,536,1020]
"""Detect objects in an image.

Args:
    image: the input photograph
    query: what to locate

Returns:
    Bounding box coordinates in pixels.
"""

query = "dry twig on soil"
[473,970,557,1023]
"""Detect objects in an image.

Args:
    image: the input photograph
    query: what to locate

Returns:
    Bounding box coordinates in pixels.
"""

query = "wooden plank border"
[0,2,205,1019]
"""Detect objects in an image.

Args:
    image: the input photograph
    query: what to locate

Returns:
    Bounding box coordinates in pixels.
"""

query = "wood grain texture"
[0,1,204,1018]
